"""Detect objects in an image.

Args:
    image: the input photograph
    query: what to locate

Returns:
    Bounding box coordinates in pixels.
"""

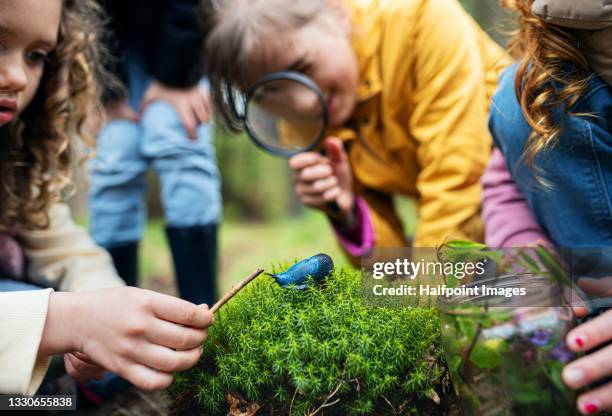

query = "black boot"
[106,242,139,287]
[166,225,218,305]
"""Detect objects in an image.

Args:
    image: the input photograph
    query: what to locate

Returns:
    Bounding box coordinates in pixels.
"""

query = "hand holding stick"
[210,268,264,314]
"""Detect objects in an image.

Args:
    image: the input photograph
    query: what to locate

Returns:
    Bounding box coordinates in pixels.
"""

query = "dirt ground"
[78,388,169,416]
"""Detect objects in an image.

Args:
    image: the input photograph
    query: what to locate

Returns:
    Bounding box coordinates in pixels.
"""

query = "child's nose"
[0,59,28,92]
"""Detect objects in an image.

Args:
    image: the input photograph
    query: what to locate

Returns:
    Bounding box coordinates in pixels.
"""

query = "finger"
[300,164,334,182]
[65,355,90,384]
[121,363,173,391]
[312,177,338,193]
[576,382,612,415]
[563,343,612,389]
[199,303,214,325]
[152,295,213,328]
[564,285,590,310]
[202,92,212,117]
[74,355,105,376]
[324,137,347,165]
[566,309,612,352]
[180,107,198,141]
[139,99,148,115]
[195,95,211,123]
[64,354,105,383]
[301,195,327,208]
[572,306,590,319]
[194,103,209,125]
[139,92,153,116]
[322,186,341,202]
[146,319,207,350]
[289,152,324,171]
[67,354,103,374]
[72,351,96,364]
[564,286,590,318]
[296,177,338,196]
[64,354,81,382]
[126,108,140,123]
[578,278,612,298]
[130,343,202,373]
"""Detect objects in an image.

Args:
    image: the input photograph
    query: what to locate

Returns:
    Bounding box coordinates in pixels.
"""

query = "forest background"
[68,0,510,297]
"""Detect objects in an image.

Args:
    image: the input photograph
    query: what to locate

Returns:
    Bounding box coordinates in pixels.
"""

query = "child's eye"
[295,64,311,75]
[26,50,48,65]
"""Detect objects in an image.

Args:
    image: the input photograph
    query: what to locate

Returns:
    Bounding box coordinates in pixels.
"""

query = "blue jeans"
[0,279,40,291]
[88,54,222,247]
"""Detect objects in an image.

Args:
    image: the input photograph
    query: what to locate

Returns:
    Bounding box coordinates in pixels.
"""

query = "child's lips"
[0,98,17,124]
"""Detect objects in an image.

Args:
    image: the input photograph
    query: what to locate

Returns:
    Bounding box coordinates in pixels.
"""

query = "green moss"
[169,266,450,415]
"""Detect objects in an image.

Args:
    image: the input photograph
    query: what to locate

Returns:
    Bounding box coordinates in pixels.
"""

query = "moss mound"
[169,266,451,415]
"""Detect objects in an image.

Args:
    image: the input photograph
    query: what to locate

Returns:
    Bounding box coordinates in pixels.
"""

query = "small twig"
[308,382,343,416]
[135,390,166,416]
[382,395,396,412]
[211,268,264,314]
[112,405,131,416]
[288,386,298,416]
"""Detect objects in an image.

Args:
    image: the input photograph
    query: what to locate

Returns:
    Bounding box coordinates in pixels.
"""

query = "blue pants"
[88,55,222,247]
[0,279,39,291]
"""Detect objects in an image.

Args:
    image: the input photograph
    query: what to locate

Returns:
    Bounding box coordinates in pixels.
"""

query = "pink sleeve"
[482,148,552,247]
[332,196,375,257]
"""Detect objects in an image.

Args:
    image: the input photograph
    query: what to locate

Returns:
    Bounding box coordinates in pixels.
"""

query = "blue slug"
[268,253,334,289]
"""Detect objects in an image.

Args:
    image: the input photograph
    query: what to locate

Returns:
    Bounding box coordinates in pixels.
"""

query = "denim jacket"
[489,63,612,247]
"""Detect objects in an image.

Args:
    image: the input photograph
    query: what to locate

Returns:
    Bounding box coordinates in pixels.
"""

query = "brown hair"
[502,0,592,183]
[0,0,110,231]
[202,0,331,133]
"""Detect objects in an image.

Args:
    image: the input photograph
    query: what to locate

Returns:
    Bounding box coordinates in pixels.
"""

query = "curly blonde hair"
[0,0,109,231]
[502,0,592,184]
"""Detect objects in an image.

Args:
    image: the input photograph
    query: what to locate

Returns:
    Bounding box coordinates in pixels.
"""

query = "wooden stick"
[211,268,264,314]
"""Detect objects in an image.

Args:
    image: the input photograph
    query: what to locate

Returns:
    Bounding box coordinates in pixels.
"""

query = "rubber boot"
[106,242,139,287]
[166,225,218,306]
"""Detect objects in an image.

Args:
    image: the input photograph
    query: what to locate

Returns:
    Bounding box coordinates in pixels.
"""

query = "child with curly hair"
[0,0,212,395]
[482,0,612,413]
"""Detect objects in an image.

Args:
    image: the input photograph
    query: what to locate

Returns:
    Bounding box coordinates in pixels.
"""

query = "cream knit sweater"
[0,203,124,395]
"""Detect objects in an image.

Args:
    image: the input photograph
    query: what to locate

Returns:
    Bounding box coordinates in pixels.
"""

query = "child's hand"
[289,137,355,228]
[563,277,612,414]
[40,287,213,391]
[140,81,212,140]
[105,99,140,123]
[64,352,105,384]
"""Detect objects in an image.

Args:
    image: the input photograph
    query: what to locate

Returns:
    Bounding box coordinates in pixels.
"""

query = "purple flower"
[551,342,574,363]
[530,329,552,347]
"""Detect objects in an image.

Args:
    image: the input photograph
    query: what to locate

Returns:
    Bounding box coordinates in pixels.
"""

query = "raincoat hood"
[533,0,612,86]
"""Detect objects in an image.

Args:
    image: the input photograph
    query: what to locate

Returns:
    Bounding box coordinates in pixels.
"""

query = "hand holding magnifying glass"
[289,137,356,227]
[241,71,356,226]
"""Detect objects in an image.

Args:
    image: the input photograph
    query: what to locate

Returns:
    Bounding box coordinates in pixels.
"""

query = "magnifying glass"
[242,71,329,157]
[241,71,340,212]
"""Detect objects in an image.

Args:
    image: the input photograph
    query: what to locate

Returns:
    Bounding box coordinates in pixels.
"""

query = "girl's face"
[249,17,360,127]
[0,0,61,127]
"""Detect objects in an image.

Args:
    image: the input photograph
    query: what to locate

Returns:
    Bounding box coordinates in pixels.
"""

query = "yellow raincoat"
[330,0,511,263]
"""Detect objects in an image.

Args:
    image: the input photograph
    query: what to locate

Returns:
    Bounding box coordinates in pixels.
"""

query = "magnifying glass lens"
[245,78,326,155]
